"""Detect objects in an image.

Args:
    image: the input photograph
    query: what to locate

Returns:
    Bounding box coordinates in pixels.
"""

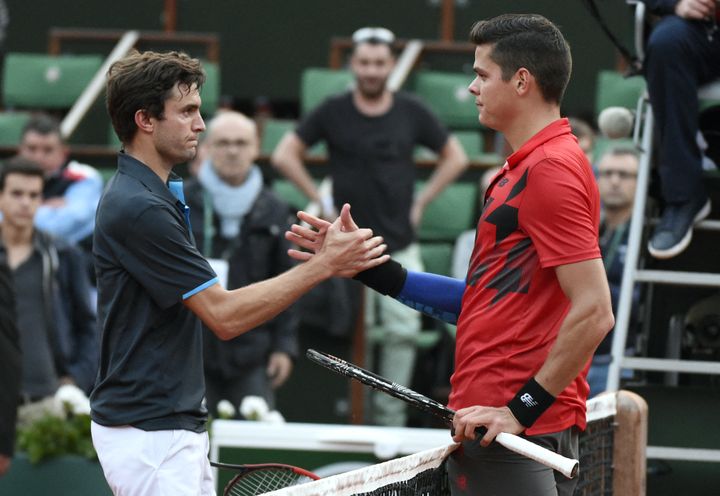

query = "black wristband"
[353,259,407,297]
[506,378,556,428]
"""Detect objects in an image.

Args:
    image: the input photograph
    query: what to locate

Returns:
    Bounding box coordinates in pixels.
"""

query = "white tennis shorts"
[91,421,215,496]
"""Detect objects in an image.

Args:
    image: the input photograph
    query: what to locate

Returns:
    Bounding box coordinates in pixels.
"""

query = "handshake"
[285,203,389,279]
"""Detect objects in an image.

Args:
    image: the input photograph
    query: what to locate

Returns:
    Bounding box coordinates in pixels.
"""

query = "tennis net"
[262,390,646,496]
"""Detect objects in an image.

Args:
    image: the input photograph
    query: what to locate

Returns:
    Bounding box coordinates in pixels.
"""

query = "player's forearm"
[205,258,332,340]
[534,300,614,396]
[397,271,464,324]
[355,261,464,324]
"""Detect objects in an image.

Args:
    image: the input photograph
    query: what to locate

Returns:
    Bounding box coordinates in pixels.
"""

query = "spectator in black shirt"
[272,27,468,426]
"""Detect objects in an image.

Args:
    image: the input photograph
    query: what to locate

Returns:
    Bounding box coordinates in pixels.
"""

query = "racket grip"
[454,427,578,479]
[495,432,579,479]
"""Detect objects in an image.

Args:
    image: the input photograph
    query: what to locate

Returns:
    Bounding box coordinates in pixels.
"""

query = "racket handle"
[475,426,580,479]
[496,431,579,479]
[459,427,578,479]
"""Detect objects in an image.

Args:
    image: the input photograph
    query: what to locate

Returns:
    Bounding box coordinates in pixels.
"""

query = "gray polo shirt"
[90,152,217,432]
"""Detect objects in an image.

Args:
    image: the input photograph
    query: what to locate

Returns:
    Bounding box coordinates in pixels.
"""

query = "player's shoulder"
[98,173,170,230]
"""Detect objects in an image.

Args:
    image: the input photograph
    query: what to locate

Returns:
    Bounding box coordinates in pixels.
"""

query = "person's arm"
[271,132,332,215]
[411,136,469,228]
[0,262,20,474]
[286,208,465,323]
[186,206,388,340]
[34,171,103,243]
[452,258,614,445]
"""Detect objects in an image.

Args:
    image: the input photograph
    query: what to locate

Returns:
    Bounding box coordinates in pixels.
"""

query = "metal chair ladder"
[608,1,720,464]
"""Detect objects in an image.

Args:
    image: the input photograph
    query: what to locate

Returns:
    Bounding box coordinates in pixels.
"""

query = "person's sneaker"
[648,197,711,259]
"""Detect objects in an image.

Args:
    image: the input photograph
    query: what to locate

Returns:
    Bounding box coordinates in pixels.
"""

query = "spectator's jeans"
[365,243,424,426]
[644,15,720,204]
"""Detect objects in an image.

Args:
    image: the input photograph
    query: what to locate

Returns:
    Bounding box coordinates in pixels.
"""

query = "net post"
[613,390,648,496]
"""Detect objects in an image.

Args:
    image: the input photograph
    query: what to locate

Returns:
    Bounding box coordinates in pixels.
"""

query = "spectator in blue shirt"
[18,113,103,248]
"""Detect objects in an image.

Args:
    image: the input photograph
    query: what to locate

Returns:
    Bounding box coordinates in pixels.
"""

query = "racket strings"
[226,468,311,496]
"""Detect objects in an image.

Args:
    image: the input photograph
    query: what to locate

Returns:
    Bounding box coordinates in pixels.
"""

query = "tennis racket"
[306,348,579,479]
[211,461,320,495]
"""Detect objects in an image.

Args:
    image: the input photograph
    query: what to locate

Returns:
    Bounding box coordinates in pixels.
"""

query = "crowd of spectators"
[2,2,718,481]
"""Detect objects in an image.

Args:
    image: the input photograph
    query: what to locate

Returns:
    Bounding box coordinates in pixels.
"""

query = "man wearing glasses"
[272,26,468,426]
[587,146,642,397]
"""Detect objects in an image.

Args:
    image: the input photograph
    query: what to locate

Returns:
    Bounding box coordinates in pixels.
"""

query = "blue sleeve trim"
[396,270,465,324]
[182,277,219,300]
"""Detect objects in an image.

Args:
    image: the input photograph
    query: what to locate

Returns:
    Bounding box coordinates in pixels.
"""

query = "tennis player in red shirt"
[288,14,614,496]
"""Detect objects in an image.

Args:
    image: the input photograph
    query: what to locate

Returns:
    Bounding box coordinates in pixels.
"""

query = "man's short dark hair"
[0,156,45,191]
[470,14,572,104]
[106,50,206,144]
[20,113,62,142]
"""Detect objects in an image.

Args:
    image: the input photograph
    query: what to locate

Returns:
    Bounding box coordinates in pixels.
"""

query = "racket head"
[221,463,319,496]
[306,348,454,424]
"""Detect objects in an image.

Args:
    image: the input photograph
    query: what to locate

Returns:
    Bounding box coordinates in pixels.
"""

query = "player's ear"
[514,68,532,95]
[134,109,154,134]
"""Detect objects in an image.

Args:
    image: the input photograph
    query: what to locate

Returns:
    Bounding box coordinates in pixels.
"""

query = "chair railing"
[48,27,220,62]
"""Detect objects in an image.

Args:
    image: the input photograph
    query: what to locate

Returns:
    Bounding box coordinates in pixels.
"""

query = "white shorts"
[91,421,215,496]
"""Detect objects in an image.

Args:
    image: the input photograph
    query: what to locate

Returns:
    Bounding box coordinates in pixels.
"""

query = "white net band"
[262,443,458,496]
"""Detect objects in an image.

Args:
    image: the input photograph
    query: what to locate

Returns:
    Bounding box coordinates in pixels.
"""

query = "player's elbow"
[207,312,256,341]
[587,301,615,344]
[210,322,236,341]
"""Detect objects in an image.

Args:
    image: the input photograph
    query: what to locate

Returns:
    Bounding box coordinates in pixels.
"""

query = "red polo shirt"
[448,118,601,435]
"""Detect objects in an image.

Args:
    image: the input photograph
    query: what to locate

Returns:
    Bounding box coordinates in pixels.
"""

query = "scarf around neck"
[198,160,263,238]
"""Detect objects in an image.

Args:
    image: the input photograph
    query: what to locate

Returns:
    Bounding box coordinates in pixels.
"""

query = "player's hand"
[318,211,388,277]
[286,204,365,261]
[267,352,293,389]
[452,405,524,447]
[675,0,715,20]
[286,213,330,261]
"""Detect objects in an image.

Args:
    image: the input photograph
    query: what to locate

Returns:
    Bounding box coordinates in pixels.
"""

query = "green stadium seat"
[452,130,484,161]
[200,61,221,116]
[413,71,477,129]
[300,68,353,115]
[417,181,477,242]
[2,53,103,109]
[260,118,327,158]
[0,111,31,146]
[420,242,454,276]
[271,178,311,211]
[260,119,295,156]
[594,70,646,117]
[414,130,484,162]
